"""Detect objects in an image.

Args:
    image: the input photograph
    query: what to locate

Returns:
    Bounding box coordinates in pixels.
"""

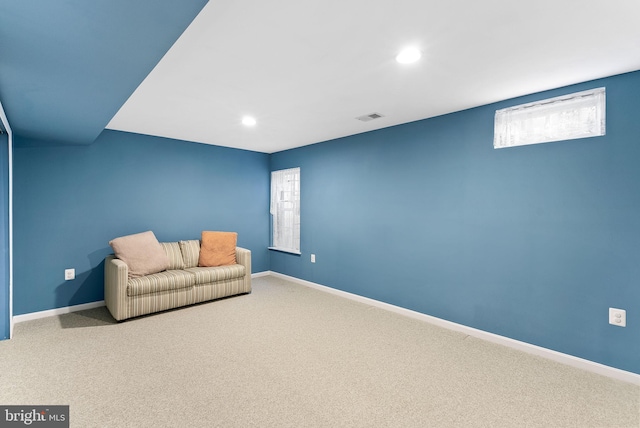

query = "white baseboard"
[13,301,106,324]
[267,271,640,386]
[251,271,271,278]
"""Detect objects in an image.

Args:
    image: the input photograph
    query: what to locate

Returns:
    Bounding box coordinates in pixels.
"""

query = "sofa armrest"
[236,247,252,293]
[104,255,129,321]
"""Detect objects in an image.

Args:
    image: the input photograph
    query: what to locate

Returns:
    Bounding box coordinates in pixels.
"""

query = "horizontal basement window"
[494,87,606,149]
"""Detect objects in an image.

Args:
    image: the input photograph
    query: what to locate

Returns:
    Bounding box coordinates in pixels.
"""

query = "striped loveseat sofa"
[105,239,251,321]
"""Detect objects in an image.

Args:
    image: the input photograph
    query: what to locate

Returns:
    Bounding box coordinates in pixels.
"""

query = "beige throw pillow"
[109,231,170,278]
[198,231,237,267]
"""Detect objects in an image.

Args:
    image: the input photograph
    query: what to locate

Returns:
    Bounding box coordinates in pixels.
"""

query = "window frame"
[494,87,606,149]
[268,167,301,255]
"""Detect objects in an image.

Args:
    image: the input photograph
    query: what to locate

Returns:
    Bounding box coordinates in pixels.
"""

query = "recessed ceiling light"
[242,116,257,127]
[396,47,422,64]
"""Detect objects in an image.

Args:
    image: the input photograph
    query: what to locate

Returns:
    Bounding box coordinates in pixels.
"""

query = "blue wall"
[270,71,640,375]
[0,133,9,339]
[13,130,270,315]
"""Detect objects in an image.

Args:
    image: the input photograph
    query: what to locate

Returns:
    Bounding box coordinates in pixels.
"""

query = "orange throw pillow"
[198,231,237,267]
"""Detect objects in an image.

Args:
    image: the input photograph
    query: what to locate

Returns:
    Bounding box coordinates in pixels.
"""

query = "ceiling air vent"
[356,112,384,122]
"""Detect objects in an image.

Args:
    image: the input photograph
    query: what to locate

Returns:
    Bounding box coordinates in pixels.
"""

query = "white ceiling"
[106,0,640,153]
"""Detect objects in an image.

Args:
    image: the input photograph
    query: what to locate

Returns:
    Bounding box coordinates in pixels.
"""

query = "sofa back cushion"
[160,242,186,270]
[109,231,170,278]
[179,240,201,268]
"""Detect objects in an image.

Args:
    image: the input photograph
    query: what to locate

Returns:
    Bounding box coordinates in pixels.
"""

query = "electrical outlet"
[311,254,316,263]
[64,269,75,281]
[609,308,626,327]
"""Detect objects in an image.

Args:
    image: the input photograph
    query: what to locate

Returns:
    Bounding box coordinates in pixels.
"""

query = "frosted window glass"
[494,88,605,149]
[270,167,300,254]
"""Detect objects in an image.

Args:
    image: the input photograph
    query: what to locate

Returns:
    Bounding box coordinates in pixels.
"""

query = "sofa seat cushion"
[127,270,195,297]
[185,264,246,285]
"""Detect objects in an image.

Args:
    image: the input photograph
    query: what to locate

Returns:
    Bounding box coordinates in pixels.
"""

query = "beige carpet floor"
[0,275,638,427]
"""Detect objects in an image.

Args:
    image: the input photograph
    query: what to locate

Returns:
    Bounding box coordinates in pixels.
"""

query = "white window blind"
[269,167,300,254]
[494,87,606,149]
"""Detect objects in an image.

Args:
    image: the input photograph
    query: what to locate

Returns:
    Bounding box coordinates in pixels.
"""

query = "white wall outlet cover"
[64,269,75,280]
[311,254,316,263]
[608,308,626,327]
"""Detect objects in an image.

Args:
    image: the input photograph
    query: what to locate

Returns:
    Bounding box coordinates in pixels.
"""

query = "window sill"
[268,247,301,255]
